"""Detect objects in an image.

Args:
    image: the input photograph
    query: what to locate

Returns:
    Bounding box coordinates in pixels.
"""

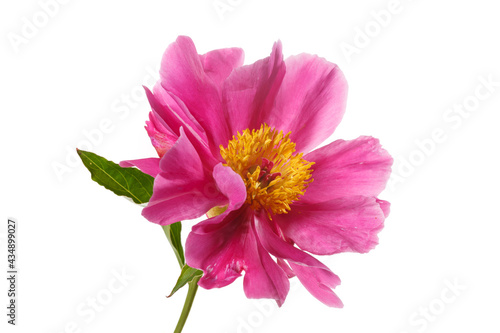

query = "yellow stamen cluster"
[220,124,314,215]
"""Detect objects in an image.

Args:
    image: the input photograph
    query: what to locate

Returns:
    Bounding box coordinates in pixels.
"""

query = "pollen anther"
[220,124,314,215]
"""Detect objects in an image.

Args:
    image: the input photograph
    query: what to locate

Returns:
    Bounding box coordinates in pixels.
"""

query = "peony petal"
[249,232,290,306]
[222,41,286,136]
[186,209,249,288]
[186,208,290,304]
[267,54,348,153]
[378,199,391,217]
[289,262,343,307]
[164,92,212,151]
[147,110,170,134]
[254,213,342,307]
[152,83,206,140]
[145,87,199,141]
[212,163,247,213]
[145,112,178,158]
[277,258,295,278]
[119,158,160,178]
[303,136,393,203]
[142,128,227,225]
[199,47,245,91]
[159,36,230,155]
[146,88,213,164]
[275,196,388,255]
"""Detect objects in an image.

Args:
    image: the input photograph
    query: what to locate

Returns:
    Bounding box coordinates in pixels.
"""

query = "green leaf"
[168,265,203,298]
[77,149,154,204]
[78,150,192,282]
[162,223,185,268]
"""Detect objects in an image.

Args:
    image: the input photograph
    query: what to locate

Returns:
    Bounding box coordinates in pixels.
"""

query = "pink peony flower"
[138,36,392,307]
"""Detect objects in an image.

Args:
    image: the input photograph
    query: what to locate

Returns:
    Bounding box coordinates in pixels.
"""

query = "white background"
[1,0,499,332]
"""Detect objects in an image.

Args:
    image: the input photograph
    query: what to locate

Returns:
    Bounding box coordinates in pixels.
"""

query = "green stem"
[173,275,201,333]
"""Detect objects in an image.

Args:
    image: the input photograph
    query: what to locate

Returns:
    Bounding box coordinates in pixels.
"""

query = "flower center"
[220,124,314,215]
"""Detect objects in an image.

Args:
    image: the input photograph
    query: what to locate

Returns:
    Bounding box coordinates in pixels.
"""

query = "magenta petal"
[142,128,226,225]
[145,87,197,141]
[277,258,295,278]
[378,199,391,217]
[303,136,393,203]
[248,233,290,306]
[211,163,247,214]
[152,83,206,140]
[186,210,248,288]
[276,197,388,255]
[254,214,342,307]
[146,88,213,164]
[268,54,348,153]
[119,158,160,178]
[255,214,340,274]
[199,47,244,90]
[223,41,286,135]
[159,36,230,154]
[145,112,177,158]
[186,209,289,304]
[289,262,343,307]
